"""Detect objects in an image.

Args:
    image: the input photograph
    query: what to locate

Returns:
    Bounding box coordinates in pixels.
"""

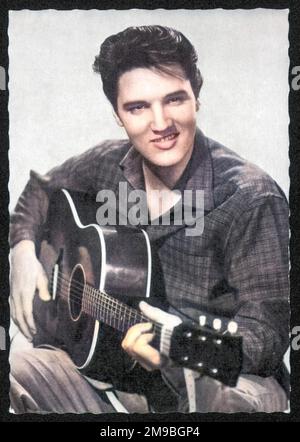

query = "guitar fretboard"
[83,284,147,332]
[59,278,163,346]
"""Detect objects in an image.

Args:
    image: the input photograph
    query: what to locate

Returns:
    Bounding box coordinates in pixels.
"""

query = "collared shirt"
[10,129,289,381]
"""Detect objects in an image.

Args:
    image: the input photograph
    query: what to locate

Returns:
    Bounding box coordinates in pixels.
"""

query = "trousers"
[9,346,288,414]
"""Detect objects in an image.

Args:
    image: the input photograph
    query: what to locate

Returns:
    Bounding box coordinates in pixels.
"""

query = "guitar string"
[55,281,169,334]
[47,280,233,383]
[53,276,231,357]
[53,272,227,335]
[54,269,168,327]
[52,272,173,339]
[52,281,231,376]
[52,270,224,339]
[55,271,150,320]
[46,271,231,365]
[54,284,175,349]
[50,268,228,340]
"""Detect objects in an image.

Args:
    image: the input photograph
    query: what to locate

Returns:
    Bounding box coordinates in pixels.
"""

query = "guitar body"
[32,189,243,405]
[33,189,154,390]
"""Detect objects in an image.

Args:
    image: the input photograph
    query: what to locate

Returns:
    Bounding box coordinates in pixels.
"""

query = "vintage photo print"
[1,3,300,425]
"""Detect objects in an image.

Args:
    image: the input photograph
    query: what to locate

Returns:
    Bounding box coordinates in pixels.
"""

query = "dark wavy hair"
[93,25,203,111]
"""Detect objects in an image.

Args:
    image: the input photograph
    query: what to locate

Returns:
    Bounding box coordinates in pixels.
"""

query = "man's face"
[116,65,198,173]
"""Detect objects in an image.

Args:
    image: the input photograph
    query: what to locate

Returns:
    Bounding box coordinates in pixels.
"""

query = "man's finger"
[14,300,33,341]
[22,292,36,335]
[122,322,153,350]
[36,267,51,301]
[133,333,161,370]
[137,359,156,372]
[139,301,182,327]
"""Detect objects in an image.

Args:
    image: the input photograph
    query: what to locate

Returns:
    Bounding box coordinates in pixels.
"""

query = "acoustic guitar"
[33,188,243,401]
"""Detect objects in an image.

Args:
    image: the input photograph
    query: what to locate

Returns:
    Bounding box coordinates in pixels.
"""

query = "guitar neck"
[53,263,242,385]
[53,266,166,353]
[82,284,162,340]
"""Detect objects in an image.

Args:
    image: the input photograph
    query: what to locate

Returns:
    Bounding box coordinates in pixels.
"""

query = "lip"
[150,132,179,150]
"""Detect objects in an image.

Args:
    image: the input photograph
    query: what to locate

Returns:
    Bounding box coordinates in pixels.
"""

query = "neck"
[142,161,182,221]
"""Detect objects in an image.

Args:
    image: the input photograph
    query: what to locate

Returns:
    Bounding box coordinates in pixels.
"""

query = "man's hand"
[121,301,182,371]
[121,321,160,371]
[10,240,51,341]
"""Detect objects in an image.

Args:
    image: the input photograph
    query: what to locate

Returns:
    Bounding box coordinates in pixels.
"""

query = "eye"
[127,104,147,114]
[166,96,184,105]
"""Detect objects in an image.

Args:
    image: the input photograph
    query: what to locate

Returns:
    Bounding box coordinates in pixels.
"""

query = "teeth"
[155,133,177,142]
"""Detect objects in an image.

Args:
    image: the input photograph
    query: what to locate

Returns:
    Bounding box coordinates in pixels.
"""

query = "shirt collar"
[119,144,145,191]
[182,128,214,212]
[119,127,214,212]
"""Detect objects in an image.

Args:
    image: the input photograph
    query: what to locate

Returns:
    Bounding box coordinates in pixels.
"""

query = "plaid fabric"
[10,128,289,379]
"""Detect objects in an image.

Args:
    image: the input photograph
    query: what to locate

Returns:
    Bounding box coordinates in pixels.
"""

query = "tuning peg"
[199,335,207,342]
[210,368,218,375]
[181,356,189,362]
[199,315,206,327]
[227,321,238,334]
[213,338,222,345]
[184,331,192,339]
[213,318,222,331]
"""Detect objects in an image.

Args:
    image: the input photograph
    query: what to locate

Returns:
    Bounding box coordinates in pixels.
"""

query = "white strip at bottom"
[84,375,129,413]
[184,368,197,413]
[105,391,129,413]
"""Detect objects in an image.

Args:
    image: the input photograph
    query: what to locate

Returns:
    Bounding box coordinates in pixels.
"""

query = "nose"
[150,104,171,132]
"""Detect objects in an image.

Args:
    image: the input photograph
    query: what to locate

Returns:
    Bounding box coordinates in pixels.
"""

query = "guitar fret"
[110,297,114,327]
[98,289,102,320]
[90,287,95,318]
[94,287,99,320]
[79,280,155,337]
[59,272,242,387]
[116,302,121,330]
[109,297,114,328]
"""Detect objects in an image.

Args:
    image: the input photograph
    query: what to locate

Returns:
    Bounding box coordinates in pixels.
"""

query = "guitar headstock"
[169,320,243,387]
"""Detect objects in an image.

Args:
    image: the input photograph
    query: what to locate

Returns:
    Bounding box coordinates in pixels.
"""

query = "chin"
[159,150,189,167]
[149,155,182,169]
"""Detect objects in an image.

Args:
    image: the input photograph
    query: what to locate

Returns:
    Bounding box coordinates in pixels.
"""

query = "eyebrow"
[122,100,148,110]
[122,89,190,110]
[164,90,190,101]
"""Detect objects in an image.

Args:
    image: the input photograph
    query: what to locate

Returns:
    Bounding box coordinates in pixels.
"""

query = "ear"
[113,111,124,127]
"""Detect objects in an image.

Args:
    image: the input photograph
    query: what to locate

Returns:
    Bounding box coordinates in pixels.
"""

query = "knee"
[9,347,66,385]
[10,348,33,377]
[9,348,55,414]
[10,348,43,387]
[195,375,288,413]
[194,376,251,413]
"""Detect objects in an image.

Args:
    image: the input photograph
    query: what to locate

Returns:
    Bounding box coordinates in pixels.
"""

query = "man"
[9,25,289,413]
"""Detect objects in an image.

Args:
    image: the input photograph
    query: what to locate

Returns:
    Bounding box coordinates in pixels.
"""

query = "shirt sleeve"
[224,194,289,375]
[9,144,111,248]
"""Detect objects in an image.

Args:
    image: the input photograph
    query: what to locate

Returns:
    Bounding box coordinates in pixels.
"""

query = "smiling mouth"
[151,132,179,143]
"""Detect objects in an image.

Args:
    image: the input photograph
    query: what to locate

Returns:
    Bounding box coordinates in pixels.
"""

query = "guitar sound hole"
[69,264,86,321]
